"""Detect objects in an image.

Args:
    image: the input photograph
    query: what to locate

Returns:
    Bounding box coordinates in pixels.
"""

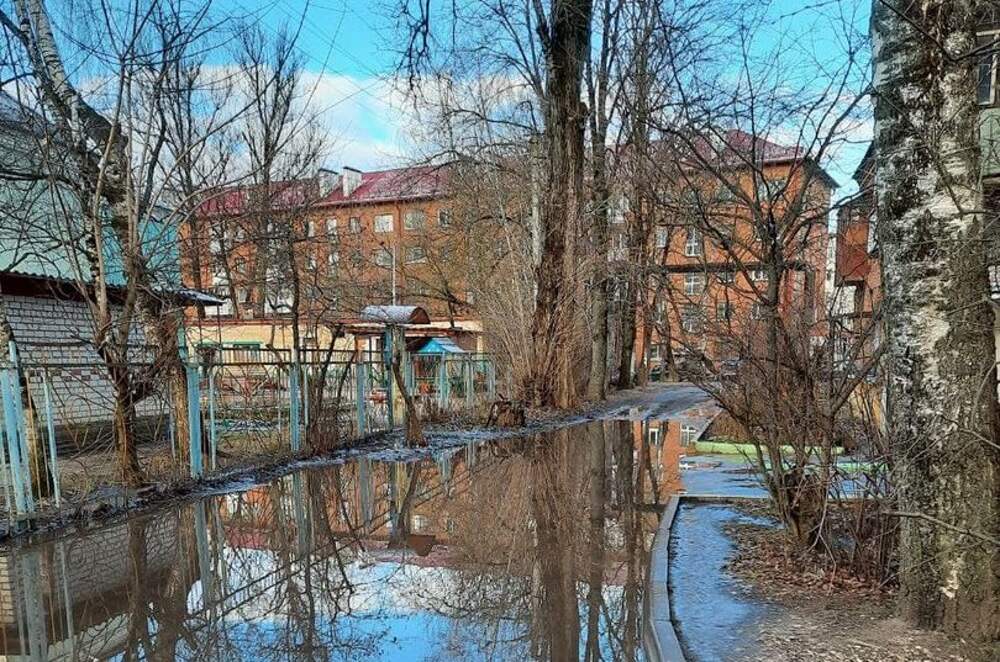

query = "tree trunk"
[528,0,594,409]
[616,277,636,389]
[872,0,1000,640]
[390,330,424,446]
[112,386,143,487]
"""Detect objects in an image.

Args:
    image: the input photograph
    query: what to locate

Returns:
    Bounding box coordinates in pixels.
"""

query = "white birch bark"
[872,0,999,640]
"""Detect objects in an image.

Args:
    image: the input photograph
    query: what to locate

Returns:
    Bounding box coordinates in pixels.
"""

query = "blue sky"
[220,0,873,197]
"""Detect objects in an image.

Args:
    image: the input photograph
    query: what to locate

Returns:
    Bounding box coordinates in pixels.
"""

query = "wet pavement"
[669,504,773,662]
[0,404,756,662]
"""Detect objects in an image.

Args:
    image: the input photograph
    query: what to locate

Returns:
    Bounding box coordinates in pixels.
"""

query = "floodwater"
[0,415,748,662]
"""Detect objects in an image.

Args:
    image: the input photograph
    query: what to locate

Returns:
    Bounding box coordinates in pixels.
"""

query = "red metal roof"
[196,164,450,217]
[321,164,449,206]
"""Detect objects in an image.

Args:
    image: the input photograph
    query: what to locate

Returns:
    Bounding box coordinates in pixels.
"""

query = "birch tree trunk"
[872,0,1000,640]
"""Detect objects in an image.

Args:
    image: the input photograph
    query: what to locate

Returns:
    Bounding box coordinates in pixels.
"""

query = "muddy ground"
[724,507,998,662]
[3,382,714,546]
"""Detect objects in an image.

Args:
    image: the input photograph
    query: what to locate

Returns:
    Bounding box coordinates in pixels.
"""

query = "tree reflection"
[1,419,674,661]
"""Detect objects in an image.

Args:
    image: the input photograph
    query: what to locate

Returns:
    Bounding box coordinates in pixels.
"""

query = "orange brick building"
[627,130,835,376]
[832,145,881,369]
[183,164,483,353]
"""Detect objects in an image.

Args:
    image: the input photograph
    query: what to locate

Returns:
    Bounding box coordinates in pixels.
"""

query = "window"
[348,216,362,233]
[654,300,667,324]
[684,227,703,257]
[718,271,735,285]
[649,345,661,362]
[612,196,629,224]
[655,227,668,249]
[306,220,316,237]
[681,305,702,333]
[327,217,338,234]
[648,426,661,446]
[751,302,766,319]
[978,32,998,105]
[329,249,340,266]
[404,209,426,231]
[466,290,476,305]
[681,424,698,444]
[405,246,427,264]
[751,268,767,282]
[684,273,704,296]
[438,208,452,227]
[412,514,428,532]
[716,302,733,320]
[373,247,392,267]
[234,257,247,275]
[374,214,393,233]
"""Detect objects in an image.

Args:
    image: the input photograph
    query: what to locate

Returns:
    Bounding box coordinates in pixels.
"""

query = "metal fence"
[0,342,498,530]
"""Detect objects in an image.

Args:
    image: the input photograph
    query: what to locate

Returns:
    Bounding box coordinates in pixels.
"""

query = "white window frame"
[681,305,702,333]
[751,268,767,282]
[438,208,452,227]
[373,248,392,267]
[404,209,426,231]
[327,217,338,235]
[751,302,765,320]
[684,273,704,296]
[684,227,703,257]
[718,271,735,285]
[655,227,668,249]
[716,302,733,320]
[405,246,427,264]
[681,425,698,444]
[374,213,393,233]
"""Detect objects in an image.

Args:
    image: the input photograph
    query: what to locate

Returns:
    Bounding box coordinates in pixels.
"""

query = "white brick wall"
[3,294,168,427]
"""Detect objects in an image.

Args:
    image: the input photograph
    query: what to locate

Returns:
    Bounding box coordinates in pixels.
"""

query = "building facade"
[624,130,834,378]
[185,164,483,356]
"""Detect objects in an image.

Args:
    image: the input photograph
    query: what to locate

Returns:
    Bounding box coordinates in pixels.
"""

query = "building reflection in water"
[0,417,699,661]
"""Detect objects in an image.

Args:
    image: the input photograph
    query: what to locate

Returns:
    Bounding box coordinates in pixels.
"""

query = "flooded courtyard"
[0,408,758,661]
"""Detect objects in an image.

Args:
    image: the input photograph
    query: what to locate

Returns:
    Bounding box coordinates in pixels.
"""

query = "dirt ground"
[724,510,998,662]
[6,382,715,544]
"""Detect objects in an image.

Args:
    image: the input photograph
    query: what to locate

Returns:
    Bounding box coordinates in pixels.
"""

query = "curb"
[643,494,686,662]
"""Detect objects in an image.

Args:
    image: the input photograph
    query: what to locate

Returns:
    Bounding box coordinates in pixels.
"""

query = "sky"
[216,0,873,198]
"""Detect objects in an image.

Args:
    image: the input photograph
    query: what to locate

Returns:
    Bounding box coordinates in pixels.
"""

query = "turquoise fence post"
[186,364,203,479]
[303,365,310,429]
[194,500,213,604]
[208,366,217,472]
[384,329,394,429]
[441,355,451,409]
[6,344,34,514]
[437,354,447,409]
[486,358,496,399]
[41,371,60,507]
[355,361,367,436]
[289,362,301,452]
[359,457,373,528]
[464,355,474,408]
[0,369,28,515]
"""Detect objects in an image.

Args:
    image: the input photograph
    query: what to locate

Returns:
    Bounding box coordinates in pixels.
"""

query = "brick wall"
[2,294,168,429]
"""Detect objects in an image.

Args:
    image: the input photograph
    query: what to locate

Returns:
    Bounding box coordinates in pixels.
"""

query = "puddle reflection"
[0,417,713,661]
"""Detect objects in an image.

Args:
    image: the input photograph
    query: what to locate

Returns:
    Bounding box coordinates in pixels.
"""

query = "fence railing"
[0,344,499,529]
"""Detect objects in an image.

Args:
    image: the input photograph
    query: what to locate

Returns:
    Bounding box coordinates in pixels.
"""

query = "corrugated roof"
[195,164,451,217]
[320,165,448,206]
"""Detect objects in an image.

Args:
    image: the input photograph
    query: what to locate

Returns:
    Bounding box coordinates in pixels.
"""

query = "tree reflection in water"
[0,418,682,661]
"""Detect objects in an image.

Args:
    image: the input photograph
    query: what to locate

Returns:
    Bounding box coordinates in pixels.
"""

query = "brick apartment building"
[832,145,881,369]
[185,163,483,355]
[626,130,835,377]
